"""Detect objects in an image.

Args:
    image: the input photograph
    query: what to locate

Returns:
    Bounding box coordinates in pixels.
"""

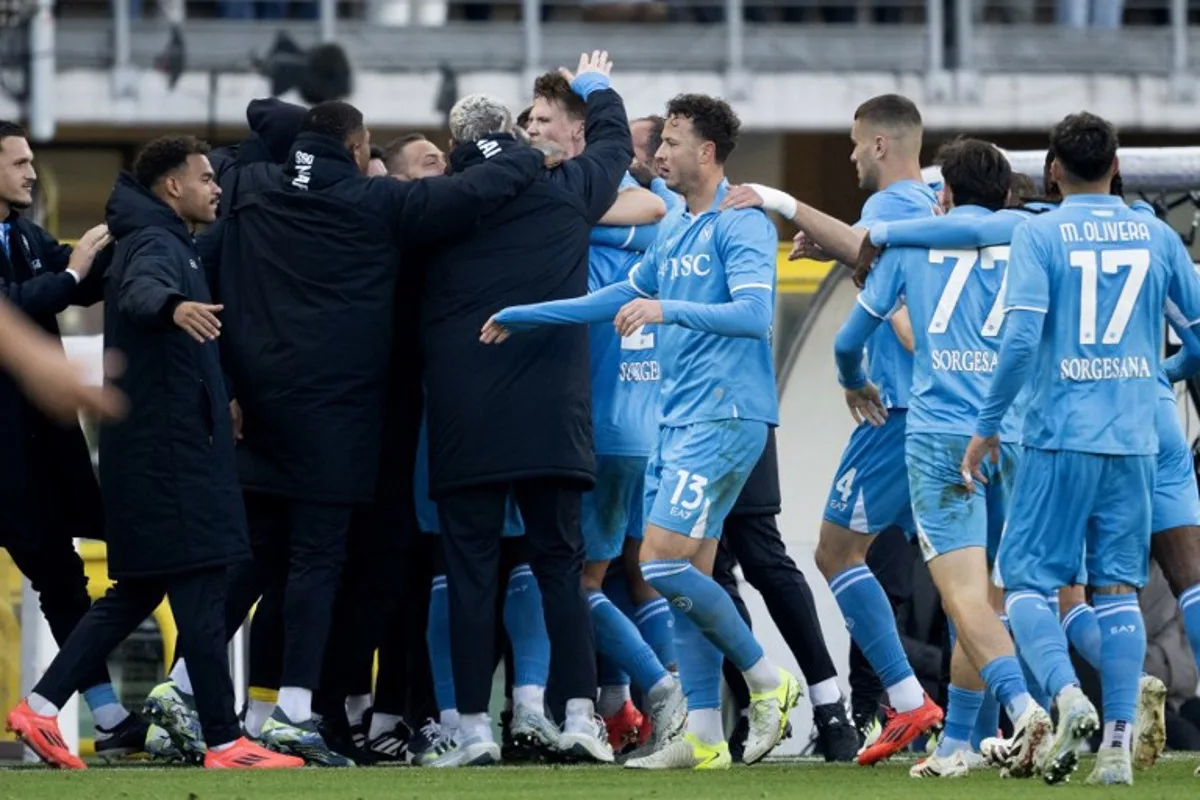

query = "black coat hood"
[283,132,362,191]
[243,97,307,165]
[104,172,192,245]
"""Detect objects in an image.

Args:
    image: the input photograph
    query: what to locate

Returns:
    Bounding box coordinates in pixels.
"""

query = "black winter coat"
[420,87,633,496]
[101,174,249,579]
[210,133,545,505]
[0,213,107,546]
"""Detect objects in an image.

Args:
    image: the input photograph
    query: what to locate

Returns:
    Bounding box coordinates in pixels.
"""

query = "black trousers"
[6,537,112,693]
[438,478,594,715]
[713,512,839,697]
[223,492,354,691]
[34,565,240,746]
[374,533,437,721]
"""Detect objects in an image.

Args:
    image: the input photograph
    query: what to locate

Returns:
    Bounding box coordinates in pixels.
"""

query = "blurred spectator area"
[45,0,1200,25]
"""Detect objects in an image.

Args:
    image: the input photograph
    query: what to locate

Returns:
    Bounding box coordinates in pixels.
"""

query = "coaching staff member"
[420,51,631,765]
[7,136,301,771]
[209,100,557,761]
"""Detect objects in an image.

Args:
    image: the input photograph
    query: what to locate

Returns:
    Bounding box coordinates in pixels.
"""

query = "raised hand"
[67,223,114,281]
[559,50,613,84]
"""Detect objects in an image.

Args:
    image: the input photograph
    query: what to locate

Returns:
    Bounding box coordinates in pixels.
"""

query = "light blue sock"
[634,597,677,673]
[1094,593,1146,726]
[1002,612,1050,710]
[504,564,550,688]
[980,655,1034,721]
[971,693,1001,750]
[672,606,722,710]
[588,591,668,693]
[829,565,915,688]
[936,685,983,758]
[1005,591,1079,700]
[82,683,128,730]
[1062,602,1103,671]
[598,654,629,689]
[640,560,763,671]
[1177,583,1200,668]
[427,575,456,712]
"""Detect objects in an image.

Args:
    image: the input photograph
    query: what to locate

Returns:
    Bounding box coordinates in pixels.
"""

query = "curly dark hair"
[935,137,1011,212]
[1049,112,1118,184]
[133,135,211,189]
[533,73,585,120]
[665,94,740,164]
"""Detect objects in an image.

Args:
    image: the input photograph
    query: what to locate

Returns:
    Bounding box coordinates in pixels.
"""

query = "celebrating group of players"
[4,49,1200,785]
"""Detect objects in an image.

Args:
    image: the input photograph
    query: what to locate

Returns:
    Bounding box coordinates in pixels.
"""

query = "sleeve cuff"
[66,268,81,284]
[869,223,889,247]
[975,419,1001,438]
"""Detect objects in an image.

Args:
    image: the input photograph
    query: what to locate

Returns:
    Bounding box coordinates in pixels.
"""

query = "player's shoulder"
[714,206,775,240]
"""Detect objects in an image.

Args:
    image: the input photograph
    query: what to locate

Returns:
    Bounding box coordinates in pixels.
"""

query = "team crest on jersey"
[188,259,199,270]
[23,236,40,271]
[700,226,713,242]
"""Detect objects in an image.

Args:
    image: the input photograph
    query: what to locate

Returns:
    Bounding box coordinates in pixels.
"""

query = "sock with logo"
[936,685,983,758]
[634,597,678,673]
[830,564,923,712]
[1062,602,1103,671]
[1177,583,1200,668]
[1005,591,1079,701]
[504,564,550,697]
[427,574,456,714]
[641,560,764,672]
[1094,593,1145,731]
[980,656,1034,722]
[589,590,669,693]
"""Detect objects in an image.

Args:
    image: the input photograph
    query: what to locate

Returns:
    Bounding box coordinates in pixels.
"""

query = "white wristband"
[745,183,798,220]
[66,268,81,284]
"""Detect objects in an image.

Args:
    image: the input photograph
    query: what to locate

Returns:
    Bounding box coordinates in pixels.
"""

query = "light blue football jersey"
[628,180,778,427]
[854,179,940,410]
[589,172,661,457]
[859,206,1013,437]
[1006,194,1200,455]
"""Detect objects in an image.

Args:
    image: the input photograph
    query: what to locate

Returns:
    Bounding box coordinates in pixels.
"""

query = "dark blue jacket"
[0,212,108,546]
[420,87,633,495]
[101,173,249,578]
[210,132,545,504]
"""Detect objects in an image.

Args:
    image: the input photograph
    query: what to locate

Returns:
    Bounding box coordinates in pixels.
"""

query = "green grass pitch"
[1,756,1198,799]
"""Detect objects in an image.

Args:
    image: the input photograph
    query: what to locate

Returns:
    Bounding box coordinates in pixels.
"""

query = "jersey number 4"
[927,247,1010,337]
[1069,248,1150,345]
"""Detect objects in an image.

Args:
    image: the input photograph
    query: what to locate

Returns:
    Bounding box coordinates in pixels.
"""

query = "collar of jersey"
[1061,194,1124,207]
[946,204,992,218]
[680,178,731,220]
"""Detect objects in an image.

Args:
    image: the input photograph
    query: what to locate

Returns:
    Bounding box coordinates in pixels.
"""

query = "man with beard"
[6,135,303,771]
[0,121,147,759]
[162,100,558,766]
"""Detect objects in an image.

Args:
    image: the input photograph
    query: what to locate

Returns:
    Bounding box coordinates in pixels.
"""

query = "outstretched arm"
[589,223,660,251]
[482,280,642,342]
[870,209,1024,249]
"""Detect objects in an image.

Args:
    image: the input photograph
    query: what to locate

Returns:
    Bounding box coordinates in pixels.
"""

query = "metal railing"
[31,0,1200,117]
